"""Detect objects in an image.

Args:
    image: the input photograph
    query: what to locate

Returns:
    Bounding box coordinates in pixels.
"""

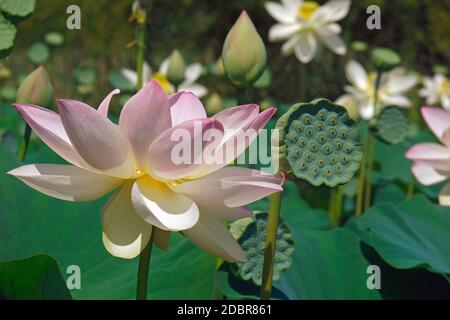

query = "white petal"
[8,164,123,201]
[281,35,301,55]
[159,57,170,75]
[411,162,449,186]
[439,182,450,206]
[316,26,346,55]
[265,2,297,24]
[102,183,153,259]
[120,68,137,86]
[178,83,208,98]
[282,0,301,12]
[183,210,247,262]
[385,74,417,94]
[143,61,153,84]
[294,32,317,63]
[382,95,411,107]
[269,23,301,42]
[183,63,203,85]
[311,0,351,23]
[346,60,369,91]
[132,176,200,231]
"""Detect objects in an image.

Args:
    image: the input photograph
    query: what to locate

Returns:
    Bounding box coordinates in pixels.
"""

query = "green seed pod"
[275,99,363,187]
[374,106,409,145]
[371,47,401,72]
[230,212,294,286]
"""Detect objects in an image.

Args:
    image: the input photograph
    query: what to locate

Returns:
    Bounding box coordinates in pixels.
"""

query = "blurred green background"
[0,0,448,110]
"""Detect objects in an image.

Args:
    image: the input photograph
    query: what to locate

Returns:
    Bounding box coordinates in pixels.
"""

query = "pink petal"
[131,176,199,231]
[98,89,120,117]
[169,91,207,126]
[195,107,277,177]
[421,107,450,144]
[202,205,253,221]
[148,118,224,181]
[102,182,153,259]
[169,166,283,208]
[8,164,123,201]
[212,104,259,134]
[57,99,135,178]
[405,143,450,161]
[12,104,86,167]
[119,80,171,169]
[411,162,449,186]
[183,211,247,262]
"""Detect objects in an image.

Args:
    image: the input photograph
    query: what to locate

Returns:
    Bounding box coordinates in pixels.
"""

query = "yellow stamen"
[440,78,449,95]
[297,1,319,20]
[153,72,173,94]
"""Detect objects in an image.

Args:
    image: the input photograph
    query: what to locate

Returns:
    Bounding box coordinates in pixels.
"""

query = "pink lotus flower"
[406,107,450,205]
[8,80,283,261]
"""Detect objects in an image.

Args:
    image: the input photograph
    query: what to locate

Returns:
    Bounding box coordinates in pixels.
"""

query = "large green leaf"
[274,228,381,299]
[0,146,216,299]
[0,254,72,300]
[0,13,16,51]
[359,195,450,275]
[0,0,35,17]
[218,227,381,300]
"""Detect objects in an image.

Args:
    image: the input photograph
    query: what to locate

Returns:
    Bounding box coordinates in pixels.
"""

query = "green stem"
[407,175,415,198]
[328,188,336,223]
[332,186,344,227]
[355,127,368,217]
[363,72,382,211]
[136,232,154,300]
[298,64,306,102]
[260,191,282,300]
[236,87,247,105]
[17,124,32,161]
[136,23,146,90]
[364,133,375,211]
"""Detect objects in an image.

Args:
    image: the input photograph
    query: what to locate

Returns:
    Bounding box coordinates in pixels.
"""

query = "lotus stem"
[17,124,32,161]
[136,232,154,300]
[260,190,282,300]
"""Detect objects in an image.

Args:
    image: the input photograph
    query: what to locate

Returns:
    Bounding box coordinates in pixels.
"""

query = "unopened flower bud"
[206,93,223,114]
[222,11,267,87]
[167,50,186,86]
[16,65,53,107]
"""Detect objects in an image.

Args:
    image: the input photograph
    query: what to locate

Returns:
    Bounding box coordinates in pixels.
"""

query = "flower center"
[439,77,449,95]
[153,72,172,93]
[297,1,319,20]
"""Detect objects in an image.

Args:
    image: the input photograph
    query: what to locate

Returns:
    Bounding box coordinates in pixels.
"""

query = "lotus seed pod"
[230,212,294,286]
[375,106,409,145]
[371,47,401,72]
[275,99,363,187]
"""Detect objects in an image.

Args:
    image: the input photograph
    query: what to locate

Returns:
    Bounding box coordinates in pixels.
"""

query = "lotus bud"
[371,47,401,72]
[206,93,223,114]
[222,11,267,87]
[16,65,53,107]
[167,50,186,86]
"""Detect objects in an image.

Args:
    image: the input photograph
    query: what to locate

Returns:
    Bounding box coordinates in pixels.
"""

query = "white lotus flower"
[336,60,417,120]
[419,74,450,110]
[121,58,208,98]
[265,0,351,63]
